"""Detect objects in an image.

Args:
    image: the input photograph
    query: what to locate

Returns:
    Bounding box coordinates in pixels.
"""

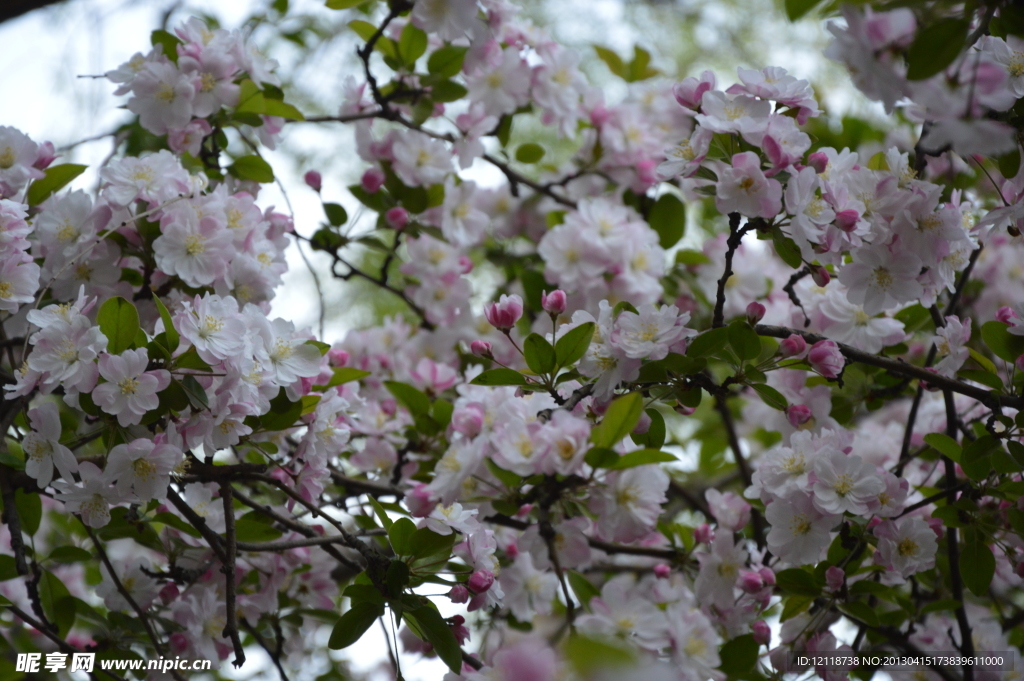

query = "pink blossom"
[304,170,322,192]
[808,339,844,378]
[715,152,782,218]
[93,349,171,426]
[746,301,766,325]
[786,404,813,428]
[385,206,409,230]
[779,334,807,358]
[672,70,716,110]
[484,293,523,331]
[541,289,566,315]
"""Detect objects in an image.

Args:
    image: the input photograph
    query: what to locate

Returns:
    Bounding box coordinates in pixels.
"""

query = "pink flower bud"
[779,334,807,358]
[448,585,470,603]
[451,404,485,438]
[746,301,766,325]
[786,404,813,428]
[33,141,57,170]
[304,170,322,192]
[450,614,470,645]
[674,402,696,416]
[653,564,671,579]
[589,105,611,127]
[808,339,844,378]
[541,289,567,315]
[470,340,493,358]
[758,567,775,586]
[484,294,524,331]
[739,570,764,593]
[672,71,715,109]
[811,265,831,287]
[468,570,495,593]
[996,306,1018,324]
[328,348,349,366]
[1017,355,1024,373]
[361,167,386,194]
[865,516,883,531]
[694,523,714,544]
[834,209,860,233]
[636,158,657,185]
[406,483,435,517]
[159,582,180,605]
[807,151,829,174]
[825,566,845,592]
[169,632,189,655]
[457,255,474,274]
[751,620,771,646]
[926,517,944,539]
[385,206,409,230]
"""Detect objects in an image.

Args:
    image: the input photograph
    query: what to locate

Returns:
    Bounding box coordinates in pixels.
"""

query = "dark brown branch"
[713,213,745,328]
[483,153,577,208]
[220,484,246,667]
[485,514,687,561]
[942,391,974,680]
[754,324,1023,411]
[242,619,291,681]
[165,488,230,564]
[713,394,766,549]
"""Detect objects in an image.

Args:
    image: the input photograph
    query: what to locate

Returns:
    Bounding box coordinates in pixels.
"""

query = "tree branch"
[713,213,746,328]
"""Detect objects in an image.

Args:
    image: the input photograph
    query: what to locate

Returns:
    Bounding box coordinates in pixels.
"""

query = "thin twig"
[712,213,745,328]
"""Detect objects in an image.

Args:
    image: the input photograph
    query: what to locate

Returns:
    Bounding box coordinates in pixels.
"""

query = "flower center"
[833,473,854,497]
[133,457,157,480]
[790,515,812,536]
[0,282,12,298]
[0,147,15,169]
[897,537,918,557]
[184,234,206,256]
[119,377,140,395]
[872,267,894,289]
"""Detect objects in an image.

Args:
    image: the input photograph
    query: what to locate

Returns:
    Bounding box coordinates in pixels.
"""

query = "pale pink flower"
[52,462,120,528]
[875,517,938,578]
[93,348,171,426]
[766,492,838,566]
[808,339,845,378]
[105,438,182,502]
[590,465,669,543]
[715,152,782,218]
[811,449,884,515]
[22,401,78,488]
[127,61,196,135]
[694,533,748,609]
[933,316,972,377]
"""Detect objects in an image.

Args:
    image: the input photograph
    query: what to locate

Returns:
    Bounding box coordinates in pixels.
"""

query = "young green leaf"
[555,322,595,368]
[97,297,141,355]
[470,368,529,386]
[524,333,556,374]
[328,601,384,649]
[27,164,88,206]
[590,393,643,448]
[647,193,685,249]
[229,155,275,183]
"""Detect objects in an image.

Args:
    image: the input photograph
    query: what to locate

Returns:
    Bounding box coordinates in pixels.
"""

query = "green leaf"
[97,296,141,355]
[15,488,42,535]
[648,193,685,249]
[153,296,179,353]
[347,19,377,41]
[594,46,626,78]
[781,594,813,621]
[775,568,821,596]
[39,571,75,637]
[486,459,523,489]
[152,511,202,537]
[633,408,666,449]
[728,321,761,361]
[26,164,88,207]
[150,29,182,62]
[961,434,999,480]
[368,497,393,530]
[607,449,677,469]
[751,383,789,411]
[567,570,601,609]
[398,23,428,65]
[584,447,619,469]
[555,322,595,368]
[967,347,998,375]
[784,0,823,20]
[923,433,961,462]
[906,19,970,81]
[675,249,712,266]
[234,514,283,542]
[524,333,556,374]
[837,601,879,627]
[718,634,760,676]
[430,80,468,103]
[999,148,1022,180]
[408,527,456,561]
[326,0,374,7]
[565,636,635,677]
[180,374,210,411]
[384,381,431,416]
[260,388,302,430]
[427,45,468,79]
[389,518,417,556]
[405,605,462,673]
[590,392,643,448]
[324,202,349,227]
[387,560,410,597]
[229,155,275,183]
[960,539,995,597]
[0,555,18,581]
[981,321,1024,363]
[626,45,659,82]
[515,143,545,164]
[958,369,1004,391]
[313,367,372,391]
[46,546,91,564]
[262,98,305,121]
[470,368,529,386]
[921,599,964,614]
[328,601,384,649]
[687,327,730,358]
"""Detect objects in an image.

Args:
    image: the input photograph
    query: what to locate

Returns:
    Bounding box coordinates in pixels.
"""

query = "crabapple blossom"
[22,401,78,488]
[811,449,884,515]
[875,517,939,579]
[765,492,838,566]
[105,438,182,502]
[93,349,171,427]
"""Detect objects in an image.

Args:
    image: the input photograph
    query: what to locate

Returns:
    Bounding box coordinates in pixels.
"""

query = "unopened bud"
[758,567,775,586]
[385,206,409,230]
[541,289,567,316]
[834,209,859,233]
[786,404,812,428]
[468,570,494,593]
[779,334,807,358]
[751,620,771,646]
[653,564,671,579]
[361,167,386,194]
[997,306,1019,325]
[746,301,766,325]
[739,570,764,593]
[448,585,470,603]
[470,340,493,358]
[825,566,845,592]
[807,151,828,174]
[811,265,831,287]
[304,170,322,192]
[1017,354,1024,373]
[694,523,714,544]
